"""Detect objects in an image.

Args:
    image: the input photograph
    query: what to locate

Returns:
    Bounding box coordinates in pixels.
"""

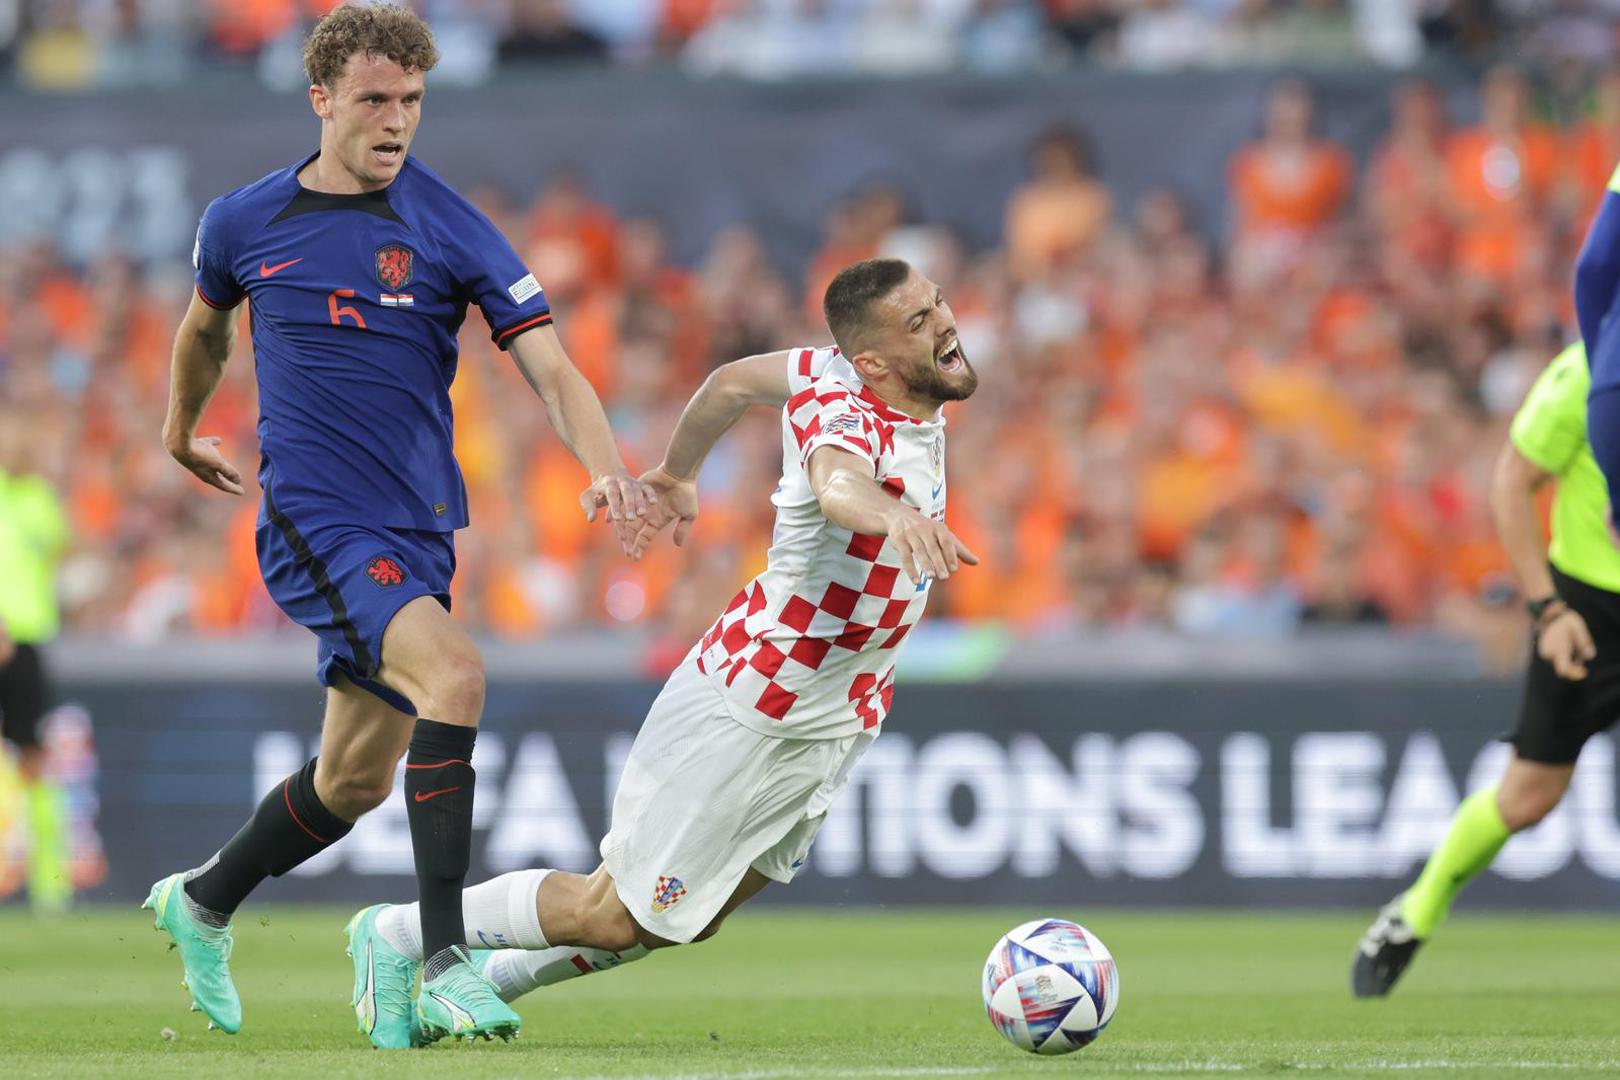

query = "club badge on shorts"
[365,555,407,588]
[651,874,686,913]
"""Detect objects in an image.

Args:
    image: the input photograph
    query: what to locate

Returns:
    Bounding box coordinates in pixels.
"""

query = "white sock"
[376,868,552,960]
[482,943,651,1002]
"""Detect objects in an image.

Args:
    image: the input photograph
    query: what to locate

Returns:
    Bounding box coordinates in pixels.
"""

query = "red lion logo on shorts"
[374,244,414,291]
[365,556,406,588]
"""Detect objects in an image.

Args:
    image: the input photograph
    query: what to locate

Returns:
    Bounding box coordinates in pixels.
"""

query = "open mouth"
[936,337,966,375]
[372,142,404,166]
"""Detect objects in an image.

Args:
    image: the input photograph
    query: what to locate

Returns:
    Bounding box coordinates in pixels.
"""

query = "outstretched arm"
[807,446,978,583]
[507,324,648,554]
[661,351,794,480]
[629,351,793,555]
[162,291,244,495]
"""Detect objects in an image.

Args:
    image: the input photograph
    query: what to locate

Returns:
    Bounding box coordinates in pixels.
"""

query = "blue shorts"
[258,497,455,715]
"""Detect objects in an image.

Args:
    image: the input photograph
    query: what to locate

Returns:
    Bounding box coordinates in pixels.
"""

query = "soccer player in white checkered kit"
[346,257,979,1025]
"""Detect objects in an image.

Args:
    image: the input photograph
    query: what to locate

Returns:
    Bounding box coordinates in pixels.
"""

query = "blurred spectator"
[1115,0,1211,70]
[1005,127,1112,283]
[1416,0,1505,61]
[962,0,1047,73]
[1228,80,1353,273]
[526,167,622,301]
[1301,536,1390,624]
[1366,79,1453,272]
[853,0,958,74]
[1043,0,1119,54]
[17,0,98,90]
[1173,512,1305,636]
[498,0,609,64]
[682,0,849,79]
[1570,68,1620,221]
[1444,66,1560,283]
[655,0,718,55]
[564,0,661,59]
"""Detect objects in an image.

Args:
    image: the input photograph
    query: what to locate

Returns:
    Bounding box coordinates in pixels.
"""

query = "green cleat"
[416,947,521,1043]
[142,872,242,1034]
[346,904,423,1050]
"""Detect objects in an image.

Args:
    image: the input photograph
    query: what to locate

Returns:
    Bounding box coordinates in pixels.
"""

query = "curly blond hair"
[303,3,439,88]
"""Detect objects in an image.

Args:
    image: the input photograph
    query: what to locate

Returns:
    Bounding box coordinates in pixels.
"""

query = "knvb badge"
[375,243,415,291]
[365,555,407,588]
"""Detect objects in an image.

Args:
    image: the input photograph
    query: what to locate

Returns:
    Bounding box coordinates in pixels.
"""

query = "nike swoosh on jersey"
[413,786,462,803]
[259,258,304,277]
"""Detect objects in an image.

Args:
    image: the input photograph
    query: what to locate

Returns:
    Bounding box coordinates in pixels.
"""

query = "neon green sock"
[1400,786,1511,939]
[24,780,70,913]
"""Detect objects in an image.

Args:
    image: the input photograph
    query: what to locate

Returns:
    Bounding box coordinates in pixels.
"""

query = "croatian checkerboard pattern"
[693,347,947,739]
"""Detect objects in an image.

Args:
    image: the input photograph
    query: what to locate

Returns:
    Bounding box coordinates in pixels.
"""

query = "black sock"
[404,718,477,978]
[183,757,353,918]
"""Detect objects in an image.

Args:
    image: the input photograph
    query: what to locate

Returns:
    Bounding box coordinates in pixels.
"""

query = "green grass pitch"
[2,906,1618,1078]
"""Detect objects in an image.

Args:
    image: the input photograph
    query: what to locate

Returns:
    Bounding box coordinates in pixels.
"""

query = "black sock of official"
[404,718,477,980]
[183,757,353,921]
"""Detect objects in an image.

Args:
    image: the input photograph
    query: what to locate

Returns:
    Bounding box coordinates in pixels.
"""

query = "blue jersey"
[193,152,552,532]
[1580,165,1620,512]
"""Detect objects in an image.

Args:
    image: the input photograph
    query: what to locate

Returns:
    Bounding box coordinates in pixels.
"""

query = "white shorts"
[600,656,873,943]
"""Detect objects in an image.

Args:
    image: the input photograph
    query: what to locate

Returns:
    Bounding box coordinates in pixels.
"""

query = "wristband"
[1526,595,1564,622]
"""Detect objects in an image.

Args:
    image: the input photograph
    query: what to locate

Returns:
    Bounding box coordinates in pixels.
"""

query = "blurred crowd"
[1,65,1616,664]
[4,0,1613,91]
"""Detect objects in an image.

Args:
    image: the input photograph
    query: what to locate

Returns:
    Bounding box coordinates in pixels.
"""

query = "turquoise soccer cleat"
[345,904,423,1049]
[415,947,522,1043]
[142,872,242,1034]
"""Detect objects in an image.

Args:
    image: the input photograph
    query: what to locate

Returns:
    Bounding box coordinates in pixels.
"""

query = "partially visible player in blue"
[144,3,648,1048]
[1580,163,1620,510]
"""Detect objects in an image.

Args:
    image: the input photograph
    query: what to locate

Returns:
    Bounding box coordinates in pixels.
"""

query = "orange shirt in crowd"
[527,199,621,296]
[1444,125,1559,280]
[1569,120,1620,224]
[208,0,339,53]
[1004,178,1112,281]
[1367,141,1452,269]
[1228,140,1353,239]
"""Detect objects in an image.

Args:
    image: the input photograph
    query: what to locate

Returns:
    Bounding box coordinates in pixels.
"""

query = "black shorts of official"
[0,642,49,751]
[1512,565,1620,765]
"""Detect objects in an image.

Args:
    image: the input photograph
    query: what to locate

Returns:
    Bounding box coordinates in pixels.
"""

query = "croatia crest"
[650,875,686,913]
[375,243,414,291]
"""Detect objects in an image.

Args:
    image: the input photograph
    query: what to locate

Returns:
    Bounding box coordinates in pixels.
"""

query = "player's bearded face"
[875,275,979,404]
[319,53,424,190]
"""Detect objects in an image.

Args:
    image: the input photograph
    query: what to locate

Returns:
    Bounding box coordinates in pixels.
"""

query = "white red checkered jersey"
[694,346,948,739]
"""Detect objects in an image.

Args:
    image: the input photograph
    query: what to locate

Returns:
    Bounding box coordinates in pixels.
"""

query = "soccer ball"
[981,918,1119,1055]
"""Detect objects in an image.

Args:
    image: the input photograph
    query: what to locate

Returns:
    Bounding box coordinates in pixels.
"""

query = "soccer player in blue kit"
[143,4,648,1047]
